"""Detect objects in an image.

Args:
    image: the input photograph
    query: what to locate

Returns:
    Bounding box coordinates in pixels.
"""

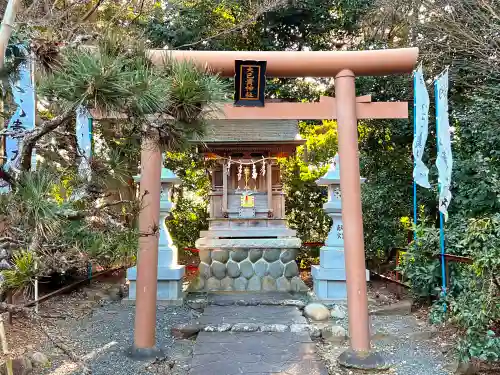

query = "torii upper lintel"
[147,48,418,78]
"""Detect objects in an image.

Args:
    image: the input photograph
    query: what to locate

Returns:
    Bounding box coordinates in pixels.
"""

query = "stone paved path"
[191,332,327,375]
[190,293,328,375]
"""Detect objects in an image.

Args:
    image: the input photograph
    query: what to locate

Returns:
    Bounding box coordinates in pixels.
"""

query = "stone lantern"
[312,153,368,301]
[126,159,185,305]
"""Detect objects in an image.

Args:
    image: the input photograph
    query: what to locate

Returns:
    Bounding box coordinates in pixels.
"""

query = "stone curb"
[185,298,306,310]
[171,322,346,340]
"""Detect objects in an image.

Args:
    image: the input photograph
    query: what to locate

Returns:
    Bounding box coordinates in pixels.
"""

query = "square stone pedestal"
[311,247,369,302]
[126,265,185,305]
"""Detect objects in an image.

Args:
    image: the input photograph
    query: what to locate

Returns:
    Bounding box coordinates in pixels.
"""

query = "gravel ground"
[316,314,455,375]
[40,301,196,375]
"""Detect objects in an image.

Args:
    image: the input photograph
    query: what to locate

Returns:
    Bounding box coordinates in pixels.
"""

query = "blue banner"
[5,46,36,171]
[76,106,93,179]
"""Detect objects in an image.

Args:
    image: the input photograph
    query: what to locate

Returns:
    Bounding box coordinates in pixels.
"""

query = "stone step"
[185,292,307,310]
[199,305,308,326]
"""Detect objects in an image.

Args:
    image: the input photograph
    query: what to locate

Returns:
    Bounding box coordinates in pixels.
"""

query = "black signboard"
[234,60,266,107]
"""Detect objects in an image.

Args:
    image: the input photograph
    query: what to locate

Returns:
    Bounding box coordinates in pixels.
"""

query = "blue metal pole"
[435,76,447,310]
[413,72,418,244]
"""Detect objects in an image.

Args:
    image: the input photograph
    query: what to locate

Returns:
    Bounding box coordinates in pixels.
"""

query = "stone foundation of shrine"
[188,237,308,292]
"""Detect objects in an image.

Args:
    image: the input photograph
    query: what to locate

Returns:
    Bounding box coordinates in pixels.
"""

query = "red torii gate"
[128,48,418,368]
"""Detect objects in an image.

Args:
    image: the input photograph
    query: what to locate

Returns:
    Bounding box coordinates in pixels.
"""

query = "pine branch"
[65,200,133,220]
[11,108,74,173]
[0,167,15,187]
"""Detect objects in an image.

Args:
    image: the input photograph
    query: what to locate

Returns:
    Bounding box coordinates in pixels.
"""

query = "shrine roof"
[193,120,302,143]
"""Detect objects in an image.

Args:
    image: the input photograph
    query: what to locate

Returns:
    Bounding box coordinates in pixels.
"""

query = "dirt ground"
[3,261,500,374]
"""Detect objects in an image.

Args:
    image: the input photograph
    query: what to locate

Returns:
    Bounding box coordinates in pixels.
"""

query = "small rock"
[211,249,229,263]
[31,352,49,367]
[198,262,211,279]
[210,261,227,280]
[247,275,261,291]
[280,249,296,263]
[186,297,207,310]
[440,342,454,354]
[187,277,205,292]
[240,259,254,279]
[199,249,212,264]
[206,277,222,290]
[309,325,322,338]
[171,323,203,339]
[304,303,330,321]
[85,290,105,301]
[169,341,194,362]
[370,299,412,316]
[282,300,306,309]
[263,249,281,262]
[375,293,390,303]
[290,323,310,333]
[290,276,309,292]
[284,261,299,278]
[276,276,291,291]
[220,276,234,291]
[262,275,277,291]
[226,260,241,278]
[330,306,346,320]
[321,325,347,343]
[371,331,397,343]
[204,323,232,332]
[231,323,259,332]
[290,324,321,338]
[0,356,32,375]
[260,324,289,332]
[231,249,248,262]
[105,286,123,301]
[254,259,269,277]
[409,327,438,341]
[248,249,263,263]
[445,359,477,375]
[234,276,248,291]
[268,261,285,278]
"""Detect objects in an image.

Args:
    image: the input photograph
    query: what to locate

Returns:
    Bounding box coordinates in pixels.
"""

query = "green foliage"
[398,224,442,299]
[146,0,372,51]
[39,42,168,115]
[167,193,209,251]
[39,33,229,131]
[164,150,210,250]
[279,120,338,243]
[12,168,68,238]
[2,250,36,290]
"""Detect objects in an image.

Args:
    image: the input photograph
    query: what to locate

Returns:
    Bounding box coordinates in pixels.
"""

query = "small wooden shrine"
[190,119,308,292]
[200,119,303,233]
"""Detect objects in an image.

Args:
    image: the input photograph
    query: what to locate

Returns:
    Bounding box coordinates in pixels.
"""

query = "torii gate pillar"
[334,70,384,367]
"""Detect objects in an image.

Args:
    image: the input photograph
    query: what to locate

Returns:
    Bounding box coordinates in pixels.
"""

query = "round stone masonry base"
[337,349,388,370]
[189,237,308,293]
[126,346,164,360]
